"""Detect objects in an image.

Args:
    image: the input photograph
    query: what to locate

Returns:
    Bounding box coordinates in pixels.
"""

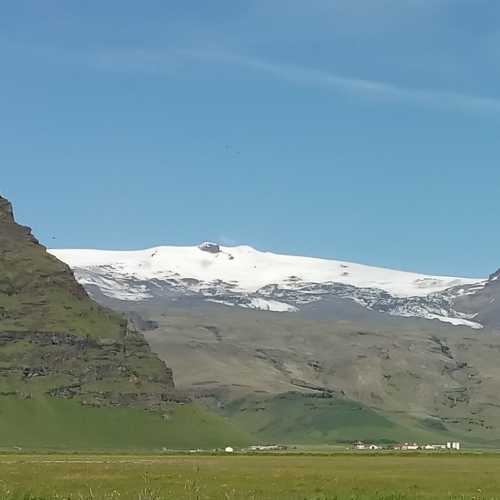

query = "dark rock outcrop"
[0,197,14,223]
[489,269,500,282]
[199,242,221,254]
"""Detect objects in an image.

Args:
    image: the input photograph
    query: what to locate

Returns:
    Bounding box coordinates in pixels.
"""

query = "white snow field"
[50,242,482,298]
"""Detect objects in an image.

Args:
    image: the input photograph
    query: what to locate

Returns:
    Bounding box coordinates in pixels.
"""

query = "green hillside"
[222,392,458,445]
[0,195,176,408]
[143,305,500,445]
[0,197,123,339]
[0,397,250,450]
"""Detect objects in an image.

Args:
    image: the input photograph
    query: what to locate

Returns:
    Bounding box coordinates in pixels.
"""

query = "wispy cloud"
[181,50,500,115]
[8,37,500,115]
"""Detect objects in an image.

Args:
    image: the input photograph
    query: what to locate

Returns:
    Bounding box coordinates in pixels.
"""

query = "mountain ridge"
[50,242,489,329]
[0,194,178,408]
[41,238,500,444]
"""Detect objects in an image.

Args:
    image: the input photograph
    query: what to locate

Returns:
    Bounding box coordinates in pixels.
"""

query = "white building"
[401,443,419,451]
[353,442,381,450]
[224,446,235,453]
[422,445,437,450]
[431,444,447,450]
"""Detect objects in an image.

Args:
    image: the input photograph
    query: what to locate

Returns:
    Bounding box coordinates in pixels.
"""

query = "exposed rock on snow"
[199,242,221,254]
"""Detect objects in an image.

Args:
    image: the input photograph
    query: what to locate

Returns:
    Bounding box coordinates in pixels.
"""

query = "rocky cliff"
[0,195,179,410]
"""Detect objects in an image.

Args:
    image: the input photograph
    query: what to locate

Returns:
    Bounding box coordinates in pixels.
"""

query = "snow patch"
[425,315,484,330]
[207,297,297,313]
[244,298,298,312]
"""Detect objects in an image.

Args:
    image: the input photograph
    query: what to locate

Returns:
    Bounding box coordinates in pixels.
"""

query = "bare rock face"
[489,269,500,282]
[453,268,500,331]
[0,196,14,223]
[0,194,181,409]
[199,242,221,254]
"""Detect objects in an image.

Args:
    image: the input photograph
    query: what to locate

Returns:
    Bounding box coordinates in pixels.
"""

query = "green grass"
[0,219,125,339]
[0,398,250,451]
[222,392,457,445]
[0,454,499,499]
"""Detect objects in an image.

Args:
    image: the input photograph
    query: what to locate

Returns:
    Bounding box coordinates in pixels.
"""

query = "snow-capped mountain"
[50,242,487,329]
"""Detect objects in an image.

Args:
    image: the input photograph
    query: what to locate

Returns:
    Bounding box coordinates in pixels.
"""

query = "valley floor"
[0,453,500,499]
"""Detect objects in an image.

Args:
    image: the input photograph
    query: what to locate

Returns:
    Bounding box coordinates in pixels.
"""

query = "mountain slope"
[454,269,500,330]
[143,305,500,444]
[0,197,123,338]
[221,392,455,446]
[0,196,249,449]
[50,242,487,329]
[0,396,250,451]
[48,240,500,445]
[0,195,175,408]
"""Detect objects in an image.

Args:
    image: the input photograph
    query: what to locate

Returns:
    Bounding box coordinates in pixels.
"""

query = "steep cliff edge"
[0,195,178,409]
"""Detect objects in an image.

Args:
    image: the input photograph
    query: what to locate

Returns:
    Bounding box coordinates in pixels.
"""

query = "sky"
[1,1,500,278]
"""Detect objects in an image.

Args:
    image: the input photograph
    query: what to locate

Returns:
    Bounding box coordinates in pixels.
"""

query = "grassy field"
[0,454,499,499]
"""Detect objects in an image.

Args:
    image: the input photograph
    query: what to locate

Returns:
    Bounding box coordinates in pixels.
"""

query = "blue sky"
[1,1,500,277]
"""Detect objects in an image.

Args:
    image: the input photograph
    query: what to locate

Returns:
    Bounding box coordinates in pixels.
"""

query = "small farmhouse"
[353,442,381,451]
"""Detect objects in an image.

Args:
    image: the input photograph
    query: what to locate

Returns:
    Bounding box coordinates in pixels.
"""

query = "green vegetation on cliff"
[0,194,176,412]
[0,196,248,450]
[0,197,123,338]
